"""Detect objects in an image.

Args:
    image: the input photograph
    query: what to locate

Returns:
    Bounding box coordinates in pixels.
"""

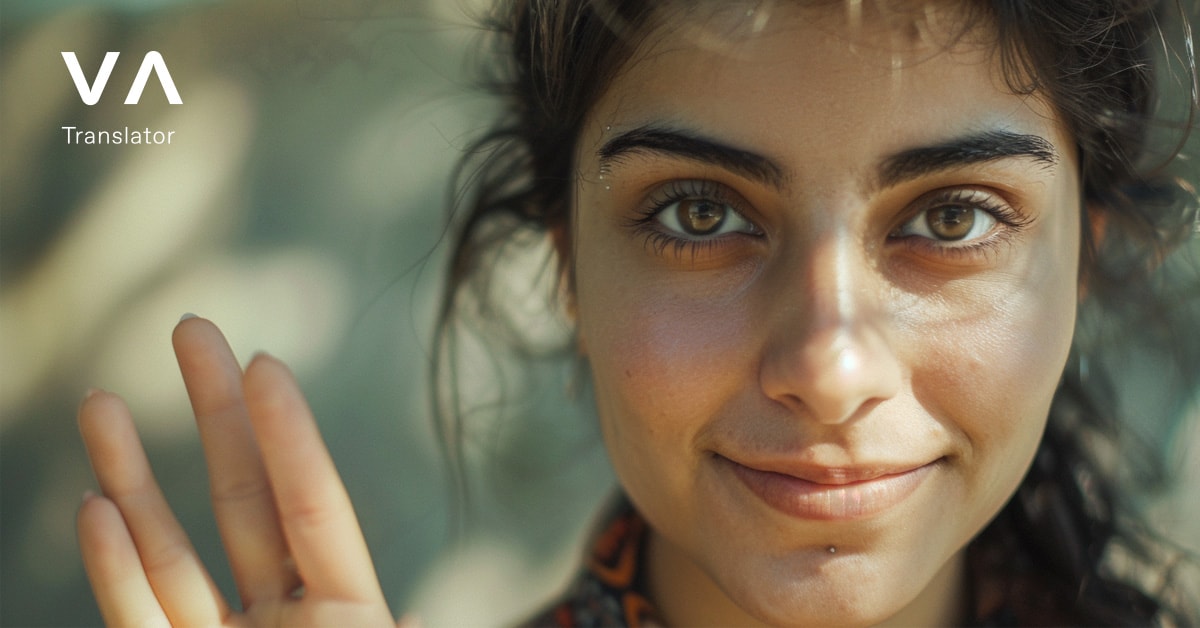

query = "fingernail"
[82,490,96,503]
[179,312,198,322]
[83,387,102,401]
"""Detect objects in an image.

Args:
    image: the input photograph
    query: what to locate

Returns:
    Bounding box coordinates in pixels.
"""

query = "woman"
[77,0,1199,625]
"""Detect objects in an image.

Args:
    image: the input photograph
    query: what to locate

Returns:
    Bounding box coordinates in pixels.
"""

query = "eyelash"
[626,181,1031,263]
[627,179,761,259]
[889,188,1033,261]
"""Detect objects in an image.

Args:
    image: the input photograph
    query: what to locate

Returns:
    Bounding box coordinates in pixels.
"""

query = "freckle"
[625,370,632,378]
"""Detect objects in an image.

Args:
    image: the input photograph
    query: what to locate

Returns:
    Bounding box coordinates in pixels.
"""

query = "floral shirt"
[523,498,662,627]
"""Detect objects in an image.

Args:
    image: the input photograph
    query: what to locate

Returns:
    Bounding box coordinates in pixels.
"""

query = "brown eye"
[676,199,727,235]
[925,205,975,240]
[893,189,1005,246]
[650,182,759,240]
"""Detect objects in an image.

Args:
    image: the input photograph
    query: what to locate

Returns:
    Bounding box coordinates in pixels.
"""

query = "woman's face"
[569,4,1080,626]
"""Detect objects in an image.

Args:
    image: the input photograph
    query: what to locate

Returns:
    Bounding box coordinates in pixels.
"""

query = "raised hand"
[77,316,403,626]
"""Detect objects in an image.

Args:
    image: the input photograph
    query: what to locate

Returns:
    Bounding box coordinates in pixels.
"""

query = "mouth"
[718,455,940,521]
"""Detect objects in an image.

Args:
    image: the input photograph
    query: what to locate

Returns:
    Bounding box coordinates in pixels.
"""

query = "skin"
[77,4,1083,628]
[76,318,401,626]
[569,4,1082,627]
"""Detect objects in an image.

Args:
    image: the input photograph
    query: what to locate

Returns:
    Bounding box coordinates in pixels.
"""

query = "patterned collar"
[524,496,1027,627]
[524,497,662,627]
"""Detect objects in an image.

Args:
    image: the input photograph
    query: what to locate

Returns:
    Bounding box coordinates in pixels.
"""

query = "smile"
[720,455,940,521]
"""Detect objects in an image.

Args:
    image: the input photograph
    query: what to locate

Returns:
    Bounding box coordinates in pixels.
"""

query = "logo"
[61,51,182,105]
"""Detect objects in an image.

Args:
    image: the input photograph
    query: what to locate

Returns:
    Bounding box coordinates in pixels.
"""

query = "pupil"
[927,206,974,240]
[679,199,725,235]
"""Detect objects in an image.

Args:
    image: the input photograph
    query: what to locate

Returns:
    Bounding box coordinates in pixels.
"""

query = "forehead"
[580,2,1065,183]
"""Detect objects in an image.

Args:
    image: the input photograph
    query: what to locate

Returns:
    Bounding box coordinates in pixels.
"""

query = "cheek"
[579,281,752,437]
[572,235,759,491]
[913,277,1074,420]
[910,211,1079,507]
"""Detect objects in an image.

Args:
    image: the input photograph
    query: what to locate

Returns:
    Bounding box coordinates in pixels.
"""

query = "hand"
[77,316,405,626]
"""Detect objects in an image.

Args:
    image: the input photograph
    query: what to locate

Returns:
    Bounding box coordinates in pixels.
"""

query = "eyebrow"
[877,130,1059,188]
[596,125,1059,191]
[597,125,787,189]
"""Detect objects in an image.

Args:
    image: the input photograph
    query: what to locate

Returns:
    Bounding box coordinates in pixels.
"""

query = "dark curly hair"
[433,1,1200,624]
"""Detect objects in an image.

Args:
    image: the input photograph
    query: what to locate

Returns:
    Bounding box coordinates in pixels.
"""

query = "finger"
[173,316,296,604]
[79,390,230,625]
[78,493,171,628]
[242,354,385,602]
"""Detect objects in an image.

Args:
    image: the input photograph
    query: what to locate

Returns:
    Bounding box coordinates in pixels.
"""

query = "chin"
[713,546,950,628]
[734,580,895,626]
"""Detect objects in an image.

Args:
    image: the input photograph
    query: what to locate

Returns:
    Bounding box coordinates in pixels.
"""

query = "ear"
[548,222,587,356]
[1078,202,1108,301]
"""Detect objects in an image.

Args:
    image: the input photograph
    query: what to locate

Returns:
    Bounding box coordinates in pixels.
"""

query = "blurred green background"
[1,1,614,625]
[1,1,1197,626]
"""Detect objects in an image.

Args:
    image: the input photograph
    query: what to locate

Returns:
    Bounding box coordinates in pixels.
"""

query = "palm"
[77,317,400,627]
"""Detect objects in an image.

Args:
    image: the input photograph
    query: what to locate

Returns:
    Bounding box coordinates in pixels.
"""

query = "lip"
[721,455,939,521]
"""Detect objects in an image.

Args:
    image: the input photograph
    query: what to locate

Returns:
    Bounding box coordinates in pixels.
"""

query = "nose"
[758,234,902,424]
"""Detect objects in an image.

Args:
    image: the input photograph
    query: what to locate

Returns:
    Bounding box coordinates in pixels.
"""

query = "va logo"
[61,51,182,106]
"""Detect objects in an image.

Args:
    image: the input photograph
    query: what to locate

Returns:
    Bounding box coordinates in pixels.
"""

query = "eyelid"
[626,178,764,261]
[894,188,1029,236]
[645,179,747,212]
[900,206,998,242]
[636,179,762,235]
[888,186,1034,264]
